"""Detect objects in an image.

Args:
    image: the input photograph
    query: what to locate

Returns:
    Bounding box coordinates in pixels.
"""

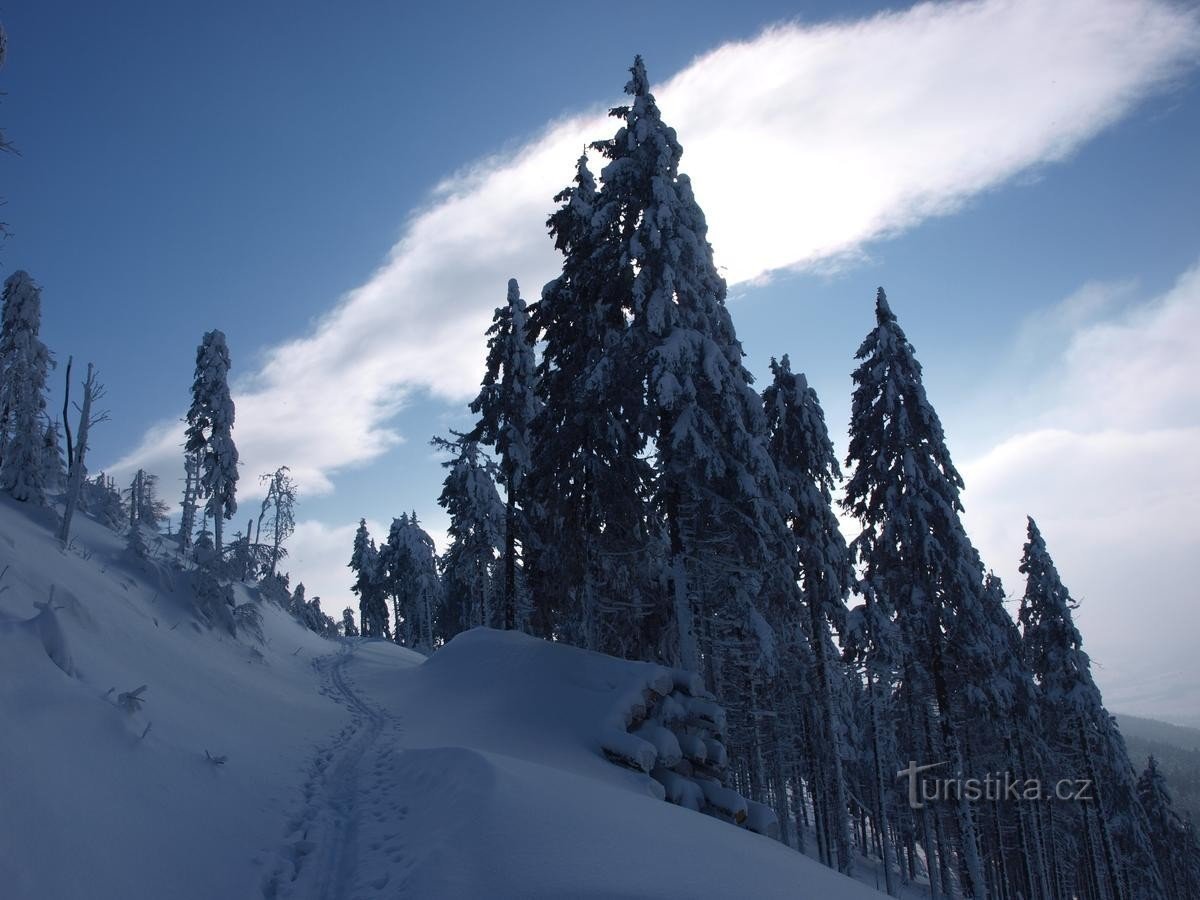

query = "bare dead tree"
[58,363,109,544]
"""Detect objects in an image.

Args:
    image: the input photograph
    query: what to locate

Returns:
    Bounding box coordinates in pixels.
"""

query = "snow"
[0,497,882,898]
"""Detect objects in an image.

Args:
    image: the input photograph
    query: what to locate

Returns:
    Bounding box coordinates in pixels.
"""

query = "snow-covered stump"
[599,664,778,839]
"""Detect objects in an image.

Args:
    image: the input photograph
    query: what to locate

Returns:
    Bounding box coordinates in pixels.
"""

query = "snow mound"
[352,627,882,897]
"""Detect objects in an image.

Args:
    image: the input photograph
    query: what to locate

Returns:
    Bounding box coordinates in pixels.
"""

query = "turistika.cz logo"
[896,761,1094,810]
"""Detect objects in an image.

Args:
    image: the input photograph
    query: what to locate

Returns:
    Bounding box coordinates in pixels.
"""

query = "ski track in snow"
[261,644,411,900]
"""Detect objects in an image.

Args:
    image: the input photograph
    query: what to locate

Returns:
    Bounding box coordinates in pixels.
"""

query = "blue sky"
[4,1,1199,722]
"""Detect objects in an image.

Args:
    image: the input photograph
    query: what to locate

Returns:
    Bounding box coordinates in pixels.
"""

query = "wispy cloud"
[962,261,1200,724]
[111,0,1199,498]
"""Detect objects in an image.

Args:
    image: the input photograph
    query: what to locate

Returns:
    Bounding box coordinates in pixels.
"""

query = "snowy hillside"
[0,498,881,898]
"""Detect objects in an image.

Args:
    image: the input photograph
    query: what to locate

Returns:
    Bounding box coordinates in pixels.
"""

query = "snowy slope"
[0,498,881,899]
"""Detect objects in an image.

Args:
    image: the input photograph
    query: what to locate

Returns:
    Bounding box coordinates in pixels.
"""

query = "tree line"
[342,58,1200,899]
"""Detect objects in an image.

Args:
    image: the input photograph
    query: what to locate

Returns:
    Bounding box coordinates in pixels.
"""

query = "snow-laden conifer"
[762,355,853,874]
[435,436,503,640]
[379,513,440,652]
[527,152,660,652]
[349,519,388,639]
[469,279,538,631]
[0,271,53,504]
[589,57,790,673]
[1020,516,1164,900]
[184,330,238,556]
[842,288,989,897]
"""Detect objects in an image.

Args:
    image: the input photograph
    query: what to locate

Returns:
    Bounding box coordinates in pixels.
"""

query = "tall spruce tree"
[589,56,790,673]
[379,513,440,652]
[1020,517,1164,900]
[762,355,854,874]
[435,436,504,640]
[0,271,53,504]
[349,519,388,638]
[469,279,538,631]
[184,330,238,557]
[527,152,660,653]
[843,288,988,898]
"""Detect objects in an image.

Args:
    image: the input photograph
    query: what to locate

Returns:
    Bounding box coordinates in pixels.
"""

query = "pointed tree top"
[507,278,520,304]
[1026,515,1043,544]
[627,55,649,97]
[3,269,35,290]
[875,287,895,324]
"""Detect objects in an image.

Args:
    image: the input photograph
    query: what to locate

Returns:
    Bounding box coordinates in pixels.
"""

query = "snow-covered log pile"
[600,665,778,838]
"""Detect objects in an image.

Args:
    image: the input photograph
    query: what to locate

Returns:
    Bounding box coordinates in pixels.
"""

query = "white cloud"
[110,0,1200,496]
[962,262,1200,724]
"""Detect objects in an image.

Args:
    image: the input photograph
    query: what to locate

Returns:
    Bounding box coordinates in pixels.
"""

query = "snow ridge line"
[260,644,402,900]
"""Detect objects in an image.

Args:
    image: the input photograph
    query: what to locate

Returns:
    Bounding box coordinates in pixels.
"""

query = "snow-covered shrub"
[189,566,236,636]
[234,602,263,643]
[0,591,76,677]
[256,571,291,608]
[599,662,776,838]
[79,474,126,530]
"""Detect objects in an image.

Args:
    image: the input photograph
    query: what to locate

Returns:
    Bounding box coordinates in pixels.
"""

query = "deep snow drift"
[0,497,881,898]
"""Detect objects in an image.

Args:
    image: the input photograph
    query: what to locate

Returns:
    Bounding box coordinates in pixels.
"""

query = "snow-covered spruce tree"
[588,57,790,674]
[256,466,296,577]
[761,355,854,873]
[184,330,238,557]
[289,582,307,621]
[526,152,660,653]
[341,607,359,638]
[1019,517,1164,900]
[379,513,440,652]
[298,594,337,637]
[349,519,389,639]
[1138,756,1200,900]
[842,288,988,898]
[126,515,152,560]
[468,279,538,632]
[0,270,54,504]
[434,435,503,640]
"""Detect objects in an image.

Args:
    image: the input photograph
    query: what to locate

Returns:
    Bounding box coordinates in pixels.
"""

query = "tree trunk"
[213,497,224,557]
[867,668,898,896]
[665,487,697,672]
[503,481,517,631]
[57,364,95,545]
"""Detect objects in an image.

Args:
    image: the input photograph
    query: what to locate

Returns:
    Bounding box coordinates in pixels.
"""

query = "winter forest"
[3,17,1200,900]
